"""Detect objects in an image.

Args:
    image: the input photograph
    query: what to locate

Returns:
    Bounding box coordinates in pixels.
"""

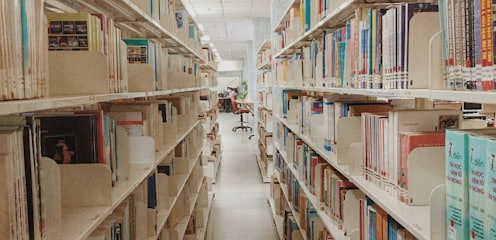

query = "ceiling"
[182,0,271,61]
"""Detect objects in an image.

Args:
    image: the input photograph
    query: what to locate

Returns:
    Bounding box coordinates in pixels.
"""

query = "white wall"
[218,60,243,72]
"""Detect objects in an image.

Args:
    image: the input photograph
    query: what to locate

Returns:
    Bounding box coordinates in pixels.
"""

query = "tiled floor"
[205,112,278,240]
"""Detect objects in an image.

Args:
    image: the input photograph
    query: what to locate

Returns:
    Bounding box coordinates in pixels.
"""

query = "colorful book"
[468,134,493,239]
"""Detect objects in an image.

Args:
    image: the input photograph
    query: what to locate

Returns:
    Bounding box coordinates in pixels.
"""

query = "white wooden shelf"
[273,143,349,240]
[56,120,201,240]
[200,63,218,72]
[274,115,431,240]
[276,170,308,240]
[0,87,202,116]
[155,149,203,239]
[256,154,272,183]
[268,190,285,240]
[167,176,205,240]
[53,0,202,58]
[273,85,496,105]
[257,62,272,71]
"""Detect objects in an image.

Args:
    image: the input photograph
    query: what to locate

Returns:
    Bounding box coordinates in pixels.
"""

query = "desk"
[218,97,232,112]
[235,99,254,114]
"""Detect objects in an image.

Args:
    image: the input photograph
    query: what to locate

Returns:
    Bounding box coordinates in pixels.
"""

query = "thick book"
[37,114,98,164]
[46,12,100,52]
[467,134,493,239]
[445,129,496,240]
[485,138,496,239]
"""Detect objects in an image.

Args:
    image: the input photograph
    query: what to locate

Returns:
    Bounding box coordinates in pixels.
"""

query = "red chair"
[231,98,252,132]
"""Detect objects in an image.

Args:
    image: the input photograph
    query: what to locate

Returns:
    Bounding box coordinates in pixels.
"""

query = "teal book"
[468,134,490,240]
[486,138,496,239]
[123,39,150,64]
[445,130,469,240]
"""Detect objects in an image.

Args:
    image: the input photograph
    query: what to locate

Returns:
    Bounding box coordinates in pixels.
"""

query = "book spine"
[445,130,469,240]
[474,0,483,90]
[468,134,487,239]
[484,139,496,238]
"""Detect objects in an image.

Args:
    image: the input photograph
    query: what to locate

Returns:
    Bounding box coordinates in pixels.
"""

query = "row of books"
[280,127,363,234]
[200,47,217,68]
[257,46,272,68]
[362,109,461,205]
[361,198,417,240]
[1,0,47,100]
[275,116,422,240]
[258,89,273,110]
[274,0,347,54]
[163,162,204,240]
[275,3,441,90]
[272,160,329,240]
[87,146,204,240]
[445,128,496,240]
[86,181,150,240]
[131,0,202,54]
[258,71,274,86]
[278,89,392,152]
[439,0,496,91]
[0,93,200,239]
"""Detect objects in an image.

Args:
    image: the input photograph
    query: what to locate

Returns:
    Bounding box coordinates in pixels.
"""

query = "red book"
[399,131,445,203]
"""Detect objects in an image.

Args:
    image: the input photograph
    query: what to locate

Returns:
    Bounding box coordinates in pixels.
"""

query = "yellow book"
[46,12,94,51]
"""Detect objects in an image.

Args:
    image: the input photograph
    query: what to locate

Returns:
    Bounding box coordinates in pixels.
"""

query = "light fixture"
[200,35,210,41]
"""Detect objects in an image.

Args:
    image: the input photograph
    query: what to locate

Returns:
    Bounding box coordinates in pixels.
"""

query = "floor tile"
[206,113,278,240]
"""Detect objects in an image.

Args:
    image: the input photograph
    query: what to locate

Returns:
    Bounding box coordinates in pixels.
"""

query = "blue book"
[304,0,311,32]
[147,173,157,209]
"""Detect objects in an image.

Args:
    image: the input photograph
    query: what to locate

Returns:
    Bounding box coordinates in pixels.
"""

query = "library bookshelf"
[268,0,496,240]
[0,0,215,239]
[256,40,274,183]
[199,46,223,184]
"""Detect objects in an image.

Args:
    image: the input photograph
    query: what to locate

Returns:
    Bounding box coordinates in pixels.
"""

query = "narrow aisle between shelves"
[206,113,278,240]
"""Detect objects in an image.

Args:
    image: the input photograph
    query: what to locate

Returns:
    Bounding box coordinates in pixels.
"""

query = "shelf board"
[194,191,215,240]
[155,150,203,239]
[61,206,114,239]
[257,62,272,71]
[256,39,272,54]
[256,154,272,183]
[272,0,300,32]
[0,88,202,116]
[200,63,218,72]
[268,196,285,240]
[430,90,496,104]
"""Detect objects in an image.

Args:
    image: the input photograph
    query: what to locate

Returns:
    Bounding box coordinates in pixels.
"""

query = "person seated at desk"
[224,87,238,112]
